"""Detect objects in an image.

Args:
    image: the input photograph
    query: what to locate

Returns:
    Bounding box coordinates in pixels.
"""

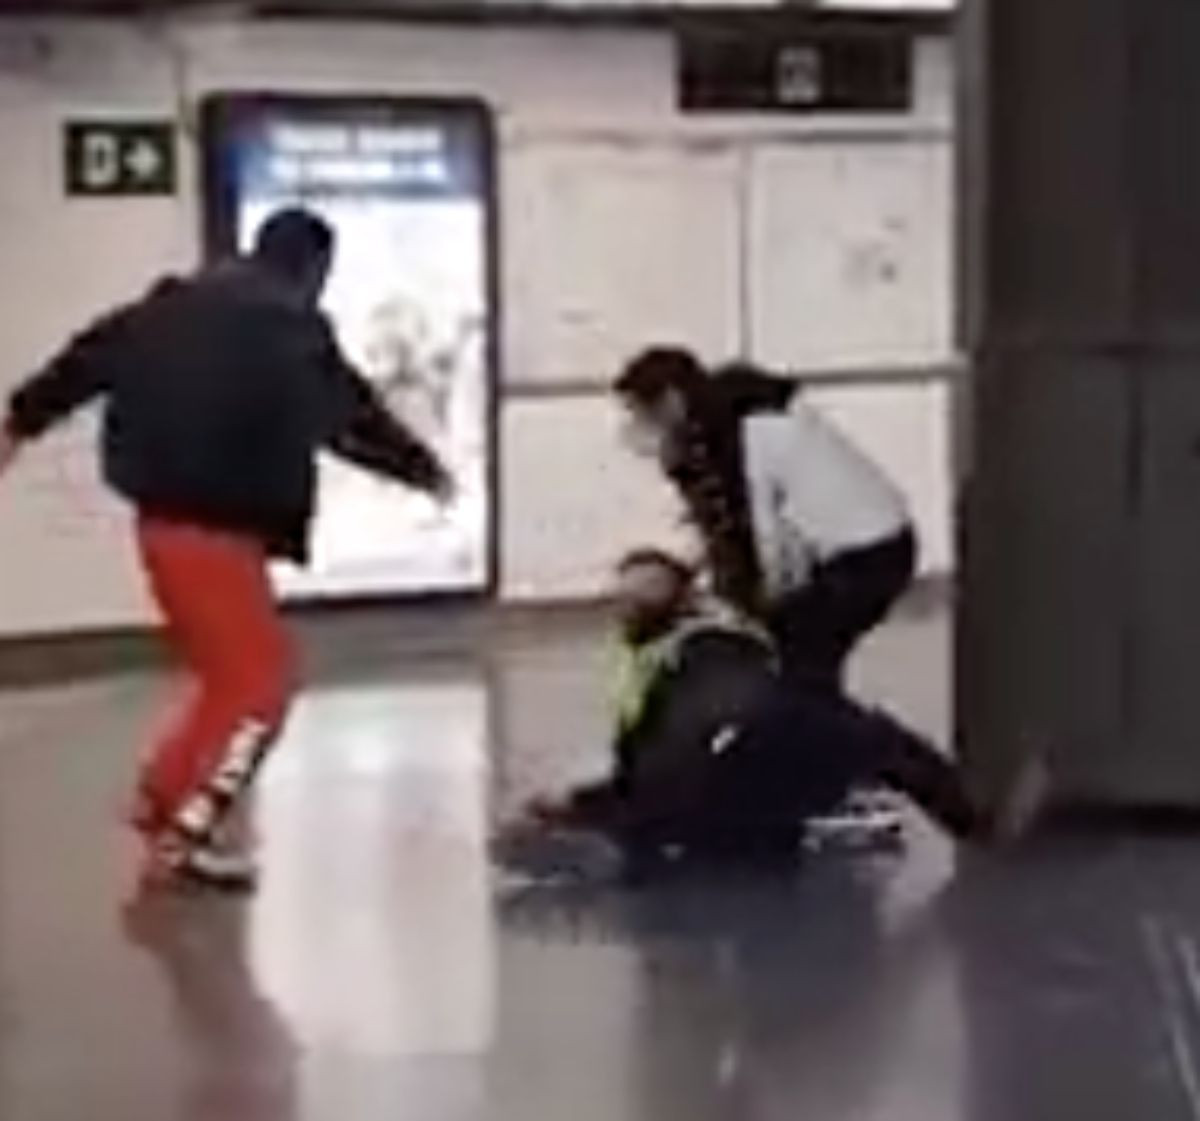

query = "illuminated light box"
[202,96,498,601]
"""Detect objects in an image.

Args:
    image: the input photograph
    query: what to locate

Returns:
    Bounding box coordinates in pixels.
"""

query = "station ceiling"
[0,0,952,28]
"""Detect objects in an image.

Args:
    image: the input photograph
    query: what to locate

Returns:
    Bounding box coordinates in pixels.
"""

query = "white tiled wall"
[0,18,955,634]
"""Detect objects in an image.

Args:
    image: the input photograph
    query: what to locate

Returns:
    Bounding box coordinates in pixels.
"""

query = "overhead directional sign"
[64,121,177,197]
[678,28,912,112]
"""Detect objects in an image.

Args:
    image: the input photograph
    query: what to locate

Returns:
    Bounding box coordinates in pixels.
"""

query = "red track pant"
[135,518,294,843]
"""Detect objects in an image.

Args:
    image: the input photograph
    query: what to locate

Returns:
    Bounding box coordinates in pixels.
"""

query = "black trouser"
[690,682,982,848]
[771,527,917,690]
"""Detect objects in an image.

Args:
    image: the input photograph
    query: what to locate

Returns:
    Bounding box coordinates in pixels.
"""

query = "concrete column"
[957,0,1200,805]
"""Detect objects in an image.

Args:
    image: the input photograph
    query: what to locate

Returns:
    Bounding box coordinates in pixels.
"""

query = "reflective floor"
[2,605,1200,1120]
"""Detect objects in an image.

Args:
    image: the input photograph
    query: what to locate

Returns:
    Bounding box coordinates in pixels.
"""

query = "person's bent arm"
[2,307,129,471]
[320,326,453,500]
[744,414,813,600]
[0,426,20,478]
[523,681,657,829]
[744,415,792,601]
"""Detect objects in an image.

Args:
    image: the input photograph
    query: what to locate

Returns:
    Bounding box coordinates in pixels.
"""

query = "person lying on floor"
[494,549,1046,881]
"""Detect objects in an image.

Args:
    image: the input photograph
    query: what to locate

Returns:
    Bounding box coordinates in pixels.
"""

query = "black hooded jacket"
[5,262,445,560]
[566,608,779,841]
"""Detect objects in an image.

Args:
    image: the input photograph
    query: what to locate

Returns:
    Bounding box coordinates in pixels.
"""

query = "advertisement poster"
[203,96,496,599]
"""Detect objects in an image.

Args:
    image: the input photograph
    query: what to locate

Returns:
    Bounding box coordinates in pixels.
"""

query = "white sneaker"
[805,790,906,852]
[179,845,259,892]
[142,835,259,894]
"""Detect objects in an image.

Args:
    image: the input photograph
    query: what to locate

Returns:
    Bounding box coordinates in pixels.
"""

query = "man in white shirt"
[615,347,915,691]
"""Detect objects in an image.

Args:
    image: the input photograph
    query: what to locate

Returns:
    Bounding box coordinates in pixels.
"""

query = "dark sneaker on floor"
[492,825,625,886]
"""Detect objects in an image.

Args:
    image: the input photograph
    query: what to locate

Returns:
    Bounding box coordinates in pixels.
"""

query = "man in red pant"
[0,209,452,891]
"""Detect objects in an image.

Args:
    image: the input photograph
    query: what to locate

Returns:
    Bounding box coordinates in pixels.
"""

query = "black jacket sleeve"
[5,306,131,440]
[565,778,625,822]
[319,323,450,493]
[566,635,773,838]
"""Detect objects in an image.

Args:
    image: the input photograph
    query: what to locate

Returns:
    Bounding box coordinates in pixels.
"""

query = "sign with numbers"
[64,121,177,197]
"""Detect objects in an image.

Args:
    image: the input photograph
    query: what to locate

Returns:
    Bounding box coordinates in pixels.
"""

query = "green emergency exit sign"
[64,121,177,197]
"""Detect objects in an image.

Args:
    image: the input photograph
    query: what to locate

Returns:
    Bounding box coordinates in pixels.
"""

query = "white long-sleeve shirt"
[743,394,911,597]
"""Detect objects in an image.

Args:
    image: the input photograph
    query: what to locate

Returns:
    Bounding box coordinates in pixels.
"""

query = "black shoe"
[492,825,625,886]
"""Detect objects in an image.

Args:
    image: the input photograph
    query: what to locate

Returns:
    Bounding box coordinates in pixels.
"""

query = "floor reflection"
[13,607,1200,1121]
[496,860,967,1121]
[943,836,1200,1121]
[122,895,298,1121]
[252,677,495,1063]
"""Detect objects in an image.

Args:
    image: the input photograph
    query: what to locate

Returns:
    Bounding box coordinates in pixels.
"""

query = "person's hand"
[0,427,20,479]
[429,463,457,507]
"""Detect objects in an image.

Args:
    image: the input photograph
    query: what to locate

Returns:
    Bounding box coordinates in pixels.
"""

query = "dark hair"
[617,547,695,585]
[252,208,334,282]
[709,360,799,415]
[614,347,706,407]
[617,358,796,614]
